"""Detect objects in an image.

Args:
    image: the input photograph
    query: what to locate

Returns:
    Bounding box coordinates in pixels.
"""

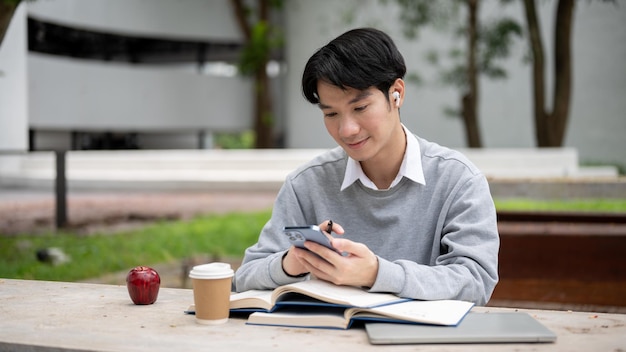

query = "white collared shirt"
[340,125,426,191]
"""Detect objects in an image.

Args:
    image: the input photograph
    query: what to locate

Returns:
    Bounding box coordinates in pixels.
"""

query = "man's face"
[317,81,403,165]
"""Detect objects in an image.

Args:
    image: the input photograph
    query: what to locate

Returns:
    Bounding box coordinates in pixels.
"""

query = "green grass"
[0,210,271,283]
[1,198,625,283]
[494,198,626,213]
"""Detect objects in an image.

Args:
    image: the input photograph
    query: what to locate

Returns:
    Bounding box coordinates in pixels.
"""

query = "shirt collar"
[340,125,426,191]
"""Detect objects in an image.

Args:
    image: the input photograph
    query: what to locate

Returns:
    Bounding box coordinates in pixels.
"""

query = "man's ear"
[391,78,405,108]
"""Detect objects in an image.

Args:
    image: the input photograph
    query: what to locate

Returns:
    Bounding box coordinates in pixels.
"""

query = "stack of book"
[188,279,474,330]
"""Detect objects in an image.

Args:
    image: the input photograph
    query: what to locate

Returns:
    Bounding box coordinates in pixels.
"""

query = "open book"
[228,279,409,312]
[247,299,475,330]
[185,280,474,330]
[186,280,474,329]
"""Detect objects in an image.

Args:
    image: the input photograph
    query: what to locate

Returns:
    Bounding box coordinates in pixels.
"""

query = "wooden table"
[0,278,624,351]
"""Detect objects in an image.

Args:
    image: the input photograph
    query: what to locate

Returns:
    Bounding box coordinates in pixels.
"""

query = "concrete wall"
[283,0,626,169]
[23,0,262,150]
[28,53,253,131]
[27,0,241,41]
[0,3,28,151]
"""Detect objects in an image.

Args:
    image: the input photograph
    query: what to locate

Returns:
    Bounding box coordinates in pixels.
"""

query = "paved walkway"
[0,187,277,235]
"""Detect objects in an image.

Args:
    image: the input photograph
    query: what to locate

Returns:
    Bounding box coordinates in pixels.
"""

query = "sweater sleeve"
[233,179,310,292]
[369,174,500,305]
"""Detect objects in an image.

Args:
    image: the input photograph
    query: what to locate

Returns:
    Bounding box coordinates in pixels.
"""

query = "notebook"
[366,312,557,345]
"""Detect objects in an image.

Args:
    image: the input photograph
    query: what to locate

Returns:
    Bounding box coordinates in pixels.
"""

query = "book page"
[274,280,406,308]
[230,290,274,310]
[247,310,349,329]
[350,300,474,326]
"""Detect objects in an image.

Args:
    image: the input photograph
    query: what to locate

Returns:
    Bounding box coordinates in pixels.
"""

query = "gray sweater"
[234,137,499,305]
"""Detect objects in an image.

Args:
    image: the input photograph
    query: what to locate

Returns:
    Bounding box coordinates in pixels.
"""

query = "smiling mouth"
[346,138,368,149]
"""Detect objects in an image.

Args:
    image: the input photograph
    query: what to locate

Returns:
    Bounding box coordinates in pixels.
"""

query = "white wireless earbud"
[392,91,400,107]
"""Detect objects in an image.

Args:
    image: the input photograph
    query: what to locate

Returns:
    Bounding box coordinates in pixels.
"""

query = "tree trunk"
[551,0,574,146]
[230,0,275,148]
[254,0,274,148]
[523,0,574,147]
[254,61,274,148]
[463,0,482,148]
[523,0,550,147]
[0,1,18,47]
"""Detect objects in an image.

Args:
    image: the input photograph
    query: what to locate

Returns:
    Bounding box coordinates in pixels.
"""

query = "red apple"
[126,266,160,305]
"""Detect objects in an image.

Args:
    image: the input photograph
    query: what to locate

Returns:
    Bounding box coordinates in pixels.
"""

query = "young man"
[234,28,499,305]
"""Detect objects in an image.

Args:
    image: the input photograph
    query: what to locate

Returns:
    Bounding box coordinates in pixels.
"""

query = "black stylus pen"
[326,220,333,234]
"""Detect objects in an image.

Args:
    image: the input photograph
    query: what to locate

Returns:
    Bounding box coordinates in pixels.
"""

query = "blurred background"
[0,0,624,312]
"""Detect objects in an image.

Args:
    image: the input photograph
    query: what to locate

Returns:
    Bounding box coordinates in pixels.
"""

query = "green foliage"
[1,0,23,6]
[0,210,271,282]
[405,72,423,86]
[387,0,524,96]
[479,18,523,80]
[214,130,256,149]
[425,50,439,65]
[239,22,268,75]
[440,64,466,87]
[391,0,459,37]
[237,21,283,77]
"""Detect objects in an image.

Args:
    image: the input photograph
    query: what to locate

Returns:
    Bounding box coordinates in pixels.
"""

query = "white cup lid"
[189,262,234,279]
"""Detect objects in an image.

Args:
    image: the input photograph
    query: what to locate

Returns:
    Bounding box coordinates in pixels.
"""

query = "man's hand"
[291,221,379,287]
[281,245,309,277]
[281,219,343,277]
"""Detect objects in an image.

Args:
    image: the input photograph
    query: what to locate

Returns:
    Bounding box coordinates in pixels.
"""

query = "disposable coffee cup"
[189,262,234,325]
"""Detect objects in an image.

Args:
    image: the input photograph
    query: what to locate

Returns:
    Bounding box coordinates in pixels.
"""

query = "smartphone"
[283,225,336,251]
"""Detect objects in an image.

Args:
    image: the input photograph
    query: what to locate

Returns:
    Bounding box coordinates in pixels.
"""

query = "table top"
[0,278,625,352]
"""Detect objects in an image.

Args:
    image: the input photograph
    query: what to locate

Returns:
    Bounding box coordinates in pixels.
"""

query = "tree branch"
[0,1,19,47]
[230,0,251,40]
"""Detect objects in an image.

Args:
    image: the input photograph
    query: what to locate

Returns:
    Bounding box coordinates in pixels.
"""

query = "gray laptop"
[366,312,557,345]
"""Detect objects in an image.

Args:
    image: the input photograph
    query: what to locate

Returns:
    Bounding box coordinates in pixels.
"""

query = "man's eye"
[355,105,368,112]
[324,112,338,118]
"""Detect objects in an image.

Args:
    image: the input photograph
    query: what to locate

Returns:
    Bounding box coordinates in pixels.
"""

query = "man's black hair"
[302,27,406,105]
